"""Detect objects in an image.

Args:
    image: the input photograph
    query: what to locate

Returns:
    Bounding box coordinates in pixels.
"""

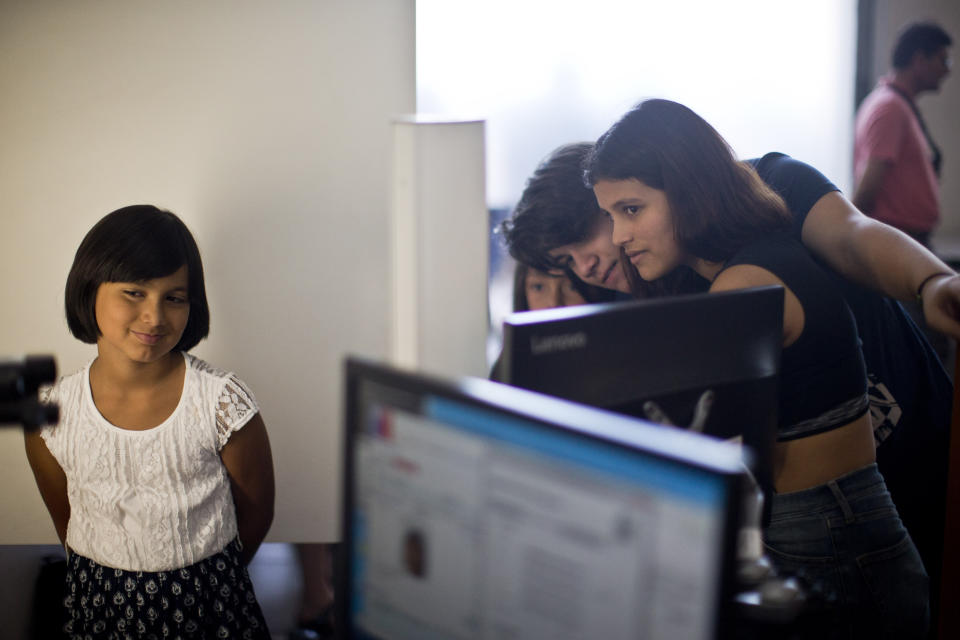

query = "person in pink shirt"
[854,21,952,248]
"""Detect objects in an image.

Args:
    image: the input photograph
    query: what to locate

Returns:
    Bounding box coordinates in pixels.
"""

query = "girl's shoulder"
[39,359,93,404]
[38,360,95,445]
[181,353,260,448]
[182,353,258,412]
[184,352,227,378]
[183,353,252,389]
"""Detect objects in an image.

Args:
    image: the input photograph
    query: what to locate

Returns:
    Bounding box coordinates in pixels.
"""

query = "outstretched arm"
[220,412,275,565]
[800,191,960,338]
[24,430,70,546]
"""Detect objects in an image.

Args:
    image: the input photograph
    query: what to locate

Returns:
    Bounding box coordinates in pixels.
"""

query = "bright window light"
[418,0,858,206]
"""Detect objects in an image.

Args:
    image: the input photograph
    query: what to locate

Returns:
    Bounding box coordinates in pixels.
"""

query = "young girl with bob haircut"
[25,205,275,639]
[585,99,929,637]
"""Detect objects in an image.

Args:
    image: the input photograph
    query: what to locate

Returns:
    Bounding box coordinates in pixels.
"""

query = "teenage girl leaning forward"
[25,205,275,639]
[584,99,929,638]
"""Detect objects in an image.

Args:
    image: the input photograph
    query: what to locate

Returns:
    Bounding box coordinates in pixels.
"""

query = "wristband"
[916,271,953,303]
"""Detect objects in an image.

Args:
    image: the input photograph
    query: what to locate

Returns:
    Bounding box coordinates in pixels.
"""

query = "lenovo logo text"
[530,332,588,355]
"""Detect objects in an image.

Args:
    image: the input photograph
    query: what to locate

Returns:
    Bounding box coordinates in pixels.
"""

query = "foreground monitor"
[340,357,748,640]
[498,286,783,503]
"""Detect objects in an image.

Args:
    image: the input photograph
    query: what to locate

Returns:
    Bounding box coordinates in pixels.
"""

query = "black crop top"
[721,233,869,441]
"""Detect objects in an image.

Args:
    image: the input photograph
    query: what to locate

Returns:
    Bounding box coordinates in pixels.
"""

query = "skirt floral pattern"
[63,538,270,639]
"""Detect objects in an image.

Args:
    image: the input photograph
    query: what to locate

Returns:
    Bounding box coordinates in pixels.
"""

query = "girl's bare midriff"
[773,412,876,494]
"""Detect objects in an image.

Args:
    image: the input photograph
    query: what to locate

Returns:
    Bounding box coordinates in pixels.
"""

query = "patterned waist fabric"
[63,538,270,640]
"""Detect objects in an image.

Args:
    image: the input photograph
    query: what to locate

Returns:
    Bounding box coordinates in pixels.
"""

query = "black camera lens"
[1,355,58,429]
[1,355,56,401]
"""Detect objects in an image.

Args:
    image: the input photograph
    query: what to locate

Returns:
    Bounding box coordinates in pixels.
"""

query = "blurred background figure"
[854,20,952,246]
[854,20,953,368]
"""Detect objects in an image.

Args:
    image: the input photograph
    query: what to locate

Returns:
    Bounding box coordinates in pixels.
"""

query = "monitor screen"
[340,357,747,640]
[498,286,783,502]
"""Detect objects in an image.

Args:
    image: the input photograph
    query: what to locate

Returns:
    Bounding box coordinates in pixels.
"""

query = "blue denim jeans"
[764,464,929,638]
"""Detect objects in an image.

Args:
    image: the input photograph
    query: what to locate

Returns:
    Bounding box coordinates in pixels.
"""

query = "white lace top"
[40,353,259,572]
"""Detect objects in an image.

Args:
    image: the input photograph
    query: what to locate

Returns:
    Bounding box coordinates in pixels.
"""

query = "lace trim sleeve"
[38,384,55,405]
[215,373,260,449]
[38,382,61,447]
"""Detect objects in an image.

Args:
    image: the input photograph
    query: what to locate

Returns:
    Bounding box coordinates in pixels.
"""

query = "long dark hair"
[584,99,791,265]
[500,143,606,273]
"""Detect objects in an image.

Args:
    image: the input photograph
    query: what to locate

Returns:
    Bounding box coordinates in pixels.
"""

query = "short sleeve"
[38,383,57,411]
[749,152,840,235]
[214,373,260,449]
[37,382,62,450]
[859,100,908,163]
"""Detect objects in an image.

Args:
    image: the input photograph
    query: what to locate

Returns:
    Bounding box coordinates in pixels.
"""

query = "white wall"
[0,1,415,543]
[868,1,960,240]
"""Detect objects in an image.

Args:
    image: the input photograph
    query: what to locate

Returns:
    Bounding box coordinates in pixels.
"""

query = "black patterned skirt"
[62,538,270,639]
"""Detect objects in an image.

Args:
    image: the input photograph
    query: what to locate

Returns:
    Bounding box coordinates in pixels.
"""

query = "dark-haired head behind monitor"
[499,142,701,301]
[490,260,617,382]
[512,261,617,312]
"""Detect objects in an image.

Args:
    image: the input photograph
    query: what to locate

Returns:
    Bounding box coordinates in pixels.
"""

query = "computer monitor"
[498,286,783,508]
[340,357,748,640]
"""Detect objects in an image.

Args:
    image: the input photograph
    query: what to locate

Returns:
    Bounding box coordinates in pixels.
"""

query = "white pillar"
[390,117,489,378]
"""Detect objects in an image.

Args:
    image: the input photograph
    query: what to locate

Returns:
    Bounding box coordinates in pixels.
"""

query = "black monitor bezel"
[499,286,783,406]
[499,285,783,515]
